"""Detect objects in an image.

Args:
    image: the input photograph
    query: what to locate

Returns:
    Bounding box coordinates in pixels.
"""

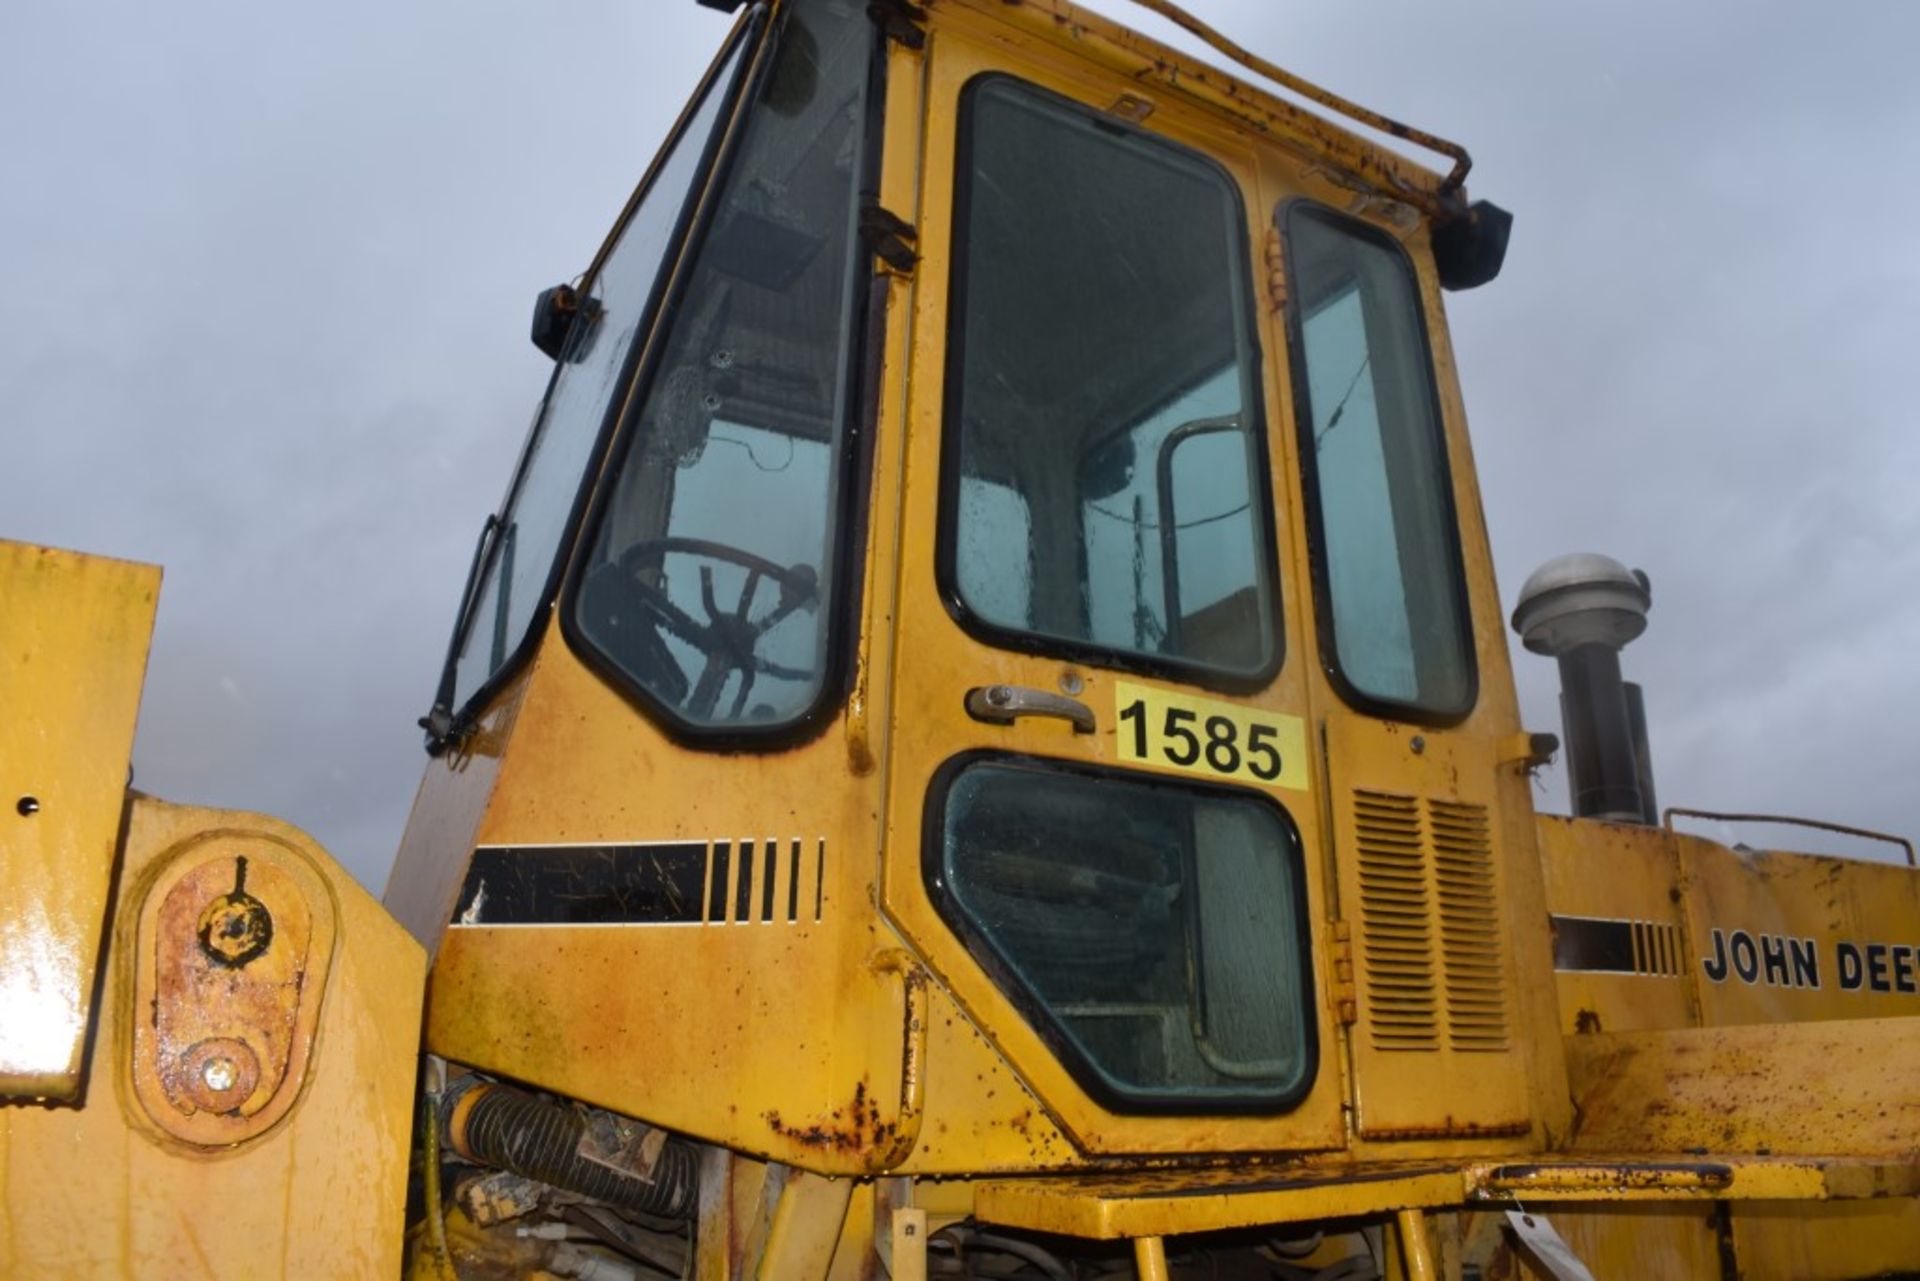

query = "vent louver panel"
[1353,790,1508,1054]
[1431,799,1508,1051]
[1354,790,1439,1050]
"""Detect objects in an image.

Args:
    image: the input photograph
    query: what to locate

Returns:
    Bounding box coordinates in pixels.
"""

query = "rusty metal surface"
[1,795,423,1277]
[0,541,158,1101]
[1116,0,1472,196]
[1469,1156,1920,1203]
[960,0,1463,222]
[1564,1018,1920,1158]
[1324,717,1535,1143]
[130,832,336,1145]
[1477,1161,1736,1196]
[1536,816,1699,1035]
[1675,833,1920,1026]
[1541,814,1920,1033]
[1665,806,1914,866]
[973,1164,1472,1238]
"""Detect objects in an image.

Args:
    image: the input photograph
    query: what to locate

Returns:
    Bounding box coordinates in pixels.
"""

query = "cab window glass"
[957,477,1032,628]
[448,30,751,714]
[1286,204,1474,717]
[572,1,874,733]
[944,79,1277,682]
[930,757,1315,1112]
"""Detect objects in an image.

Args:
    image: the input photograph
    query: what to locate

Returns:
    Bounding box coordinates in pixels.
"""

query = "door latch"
[964,685,1096,734]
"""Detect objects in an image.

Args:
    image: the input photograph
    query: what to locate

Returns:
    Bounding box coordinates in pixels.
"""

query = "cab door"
[873,19,1344,1157]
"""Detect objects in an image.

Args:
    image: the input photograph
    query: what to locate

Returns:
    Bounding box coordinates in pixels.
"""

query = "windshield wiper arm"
[420,513,500,755]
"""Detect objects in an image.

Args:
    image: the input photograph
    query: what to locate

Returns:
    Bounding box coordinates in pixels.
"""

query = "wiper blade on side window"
[420,513,500,756]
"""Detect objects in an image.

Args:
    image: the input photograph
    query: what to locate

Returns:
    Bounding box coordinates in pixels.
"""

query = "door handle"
[964,684,1096,734]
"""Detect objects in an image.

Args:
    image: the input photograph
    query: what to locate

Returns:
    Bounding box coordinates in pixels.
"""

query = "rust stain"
[1478,1161,1735,1196]
[131,836,335,1147]
[763,1079,900,1156]
[1361,1118,1532,1142]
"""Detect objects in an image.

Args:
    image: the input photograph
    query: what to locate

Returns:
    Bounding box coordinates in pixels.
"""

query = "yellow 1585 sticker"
[1113,681,1308,792]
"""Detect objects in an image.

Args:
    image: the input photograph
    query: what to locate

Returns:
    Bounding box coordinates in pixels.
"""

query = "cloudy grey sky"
[4,0,1914,890]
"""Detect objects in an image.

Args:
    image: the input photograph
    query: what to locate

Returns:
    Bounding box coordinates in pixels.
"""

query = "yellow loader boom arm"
[0,541,425,1277]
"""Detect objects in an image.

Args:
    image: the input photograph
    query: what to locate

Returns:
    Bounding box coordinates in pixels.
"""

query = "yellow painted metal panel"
[1733,1200,1920,1280]
[889,982,1080,1175]
[423,621,908,1174]
[0,540,158,1101]
[1675,833,1920,1024]
[1565,1018,1920,1157]
[1536,816,1698,1035]
[1484,1205,1723,1281]
[0,796,424,1277]
[754,1168,854,1279]
[974,1165,1470,1239]
[1323,717,1534,1141]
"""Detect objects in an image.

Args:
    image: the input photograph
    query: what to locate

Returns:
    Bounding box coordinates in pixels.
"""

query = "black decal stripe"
[735,839,756,924]
[787,839,801,923]
[761,839,777,922]
[452,844,708,927]
[815,837,825,922]
[1552,915,1640,975]
[709,842,732,923]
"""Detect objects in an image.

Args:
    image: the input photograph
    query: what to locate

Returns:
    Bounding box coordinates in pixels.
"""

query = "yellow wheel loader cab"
[3,1,1915,1278]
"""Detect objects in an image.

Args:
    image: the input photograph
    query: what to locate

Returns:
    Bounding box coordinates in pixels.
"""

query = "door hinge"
[1263,224,1288,315]
[1330,919,1358,1025]
[861,202,920,276]
[868,0,927,50]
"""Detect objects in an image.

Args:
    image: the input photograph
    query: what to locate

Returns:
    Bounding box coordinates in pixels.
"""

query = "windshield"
[445,24,755,717]
[569,0,874,734]
[942,79,1278,683]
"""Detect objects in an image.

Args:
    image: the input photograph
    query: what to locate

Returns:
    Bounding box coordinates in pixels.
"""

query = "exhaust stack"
[1512,553,1657,825]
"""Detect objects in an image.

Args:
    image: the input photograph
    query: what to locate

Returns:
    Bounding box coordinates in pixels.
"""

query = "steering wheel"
[614,537,819,720]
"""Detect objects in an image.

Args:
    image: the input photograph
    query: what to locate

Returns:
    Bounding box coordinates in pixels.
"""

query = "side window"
[942,78,1279,685]
[447,24,756,715]
[1285,204,1475,719]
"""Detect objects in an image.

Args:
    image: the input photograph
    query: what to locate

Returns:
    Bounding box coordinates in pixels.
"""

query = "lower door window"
[926,755,1316,1113]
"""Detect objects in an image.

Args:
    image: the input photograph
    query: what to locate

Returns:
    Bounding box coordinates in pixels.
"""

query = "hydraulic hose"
[445,1081,698,1220]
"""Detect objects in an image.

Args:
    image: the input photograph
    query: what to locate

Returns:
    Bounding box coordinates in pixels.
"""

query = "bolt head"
[196,890,274,967]
[201,1057,237,1093]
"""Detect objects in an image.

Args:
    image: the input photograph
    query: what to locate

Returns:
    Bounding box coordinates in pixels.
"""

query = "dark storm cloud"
[2,0,735,887]
[1108,0,1919,855]
[3,0,1913,888]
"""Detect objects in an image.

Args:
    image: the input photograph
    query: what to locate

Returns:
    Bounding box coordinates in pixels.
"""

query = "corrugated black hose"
[445,1081,698,1220]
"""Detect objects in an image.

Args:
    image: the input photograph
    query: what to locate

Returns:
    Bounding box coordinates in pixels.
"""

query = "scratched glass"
[1287,204,1474,716]
[573,0,875,732]
[450,32,753,714]
[945,79,1277,679]
[933,758,1314,1110]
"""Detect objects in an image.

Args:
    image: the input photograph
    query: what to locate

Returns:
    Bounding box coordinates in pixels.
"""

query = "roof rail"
[1119,0,1472,196]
